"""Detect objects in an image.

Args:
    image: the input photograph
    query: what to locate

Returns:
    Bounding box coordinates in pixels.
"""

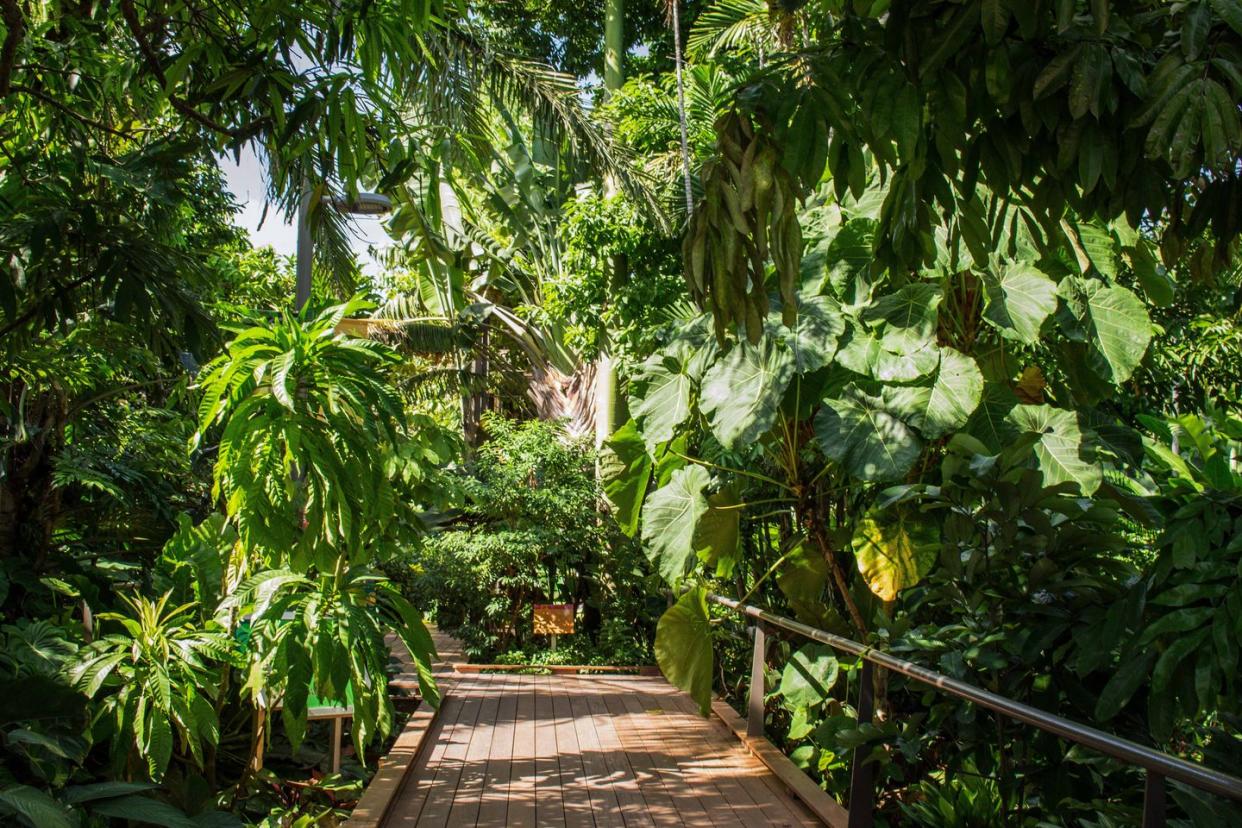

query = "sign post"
[533,603,575,652]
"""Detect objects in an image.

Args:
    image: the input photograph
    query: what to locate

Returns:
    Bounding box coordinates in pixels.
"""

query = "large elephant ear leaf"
[630,352,693,453]
[641,465,711,585]
[1006,404,1102,494]
[814,385,923,482]
[861,282,942,337]
[655,586,714,716]
[851,511,939,601]
[769,288,846,373]
[1058,279,1153,384]
[982,263,1058,344]
[701,339,796,450]
[884,347,983,440]
[600,420,653,537]
[694,489,741,575]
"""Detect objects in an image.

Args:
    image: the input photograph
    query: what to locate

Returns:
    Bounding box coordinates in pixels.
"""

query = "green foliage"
[71,593,229,782]
[406,416,659,661]
[655,586,714,716]
[194,299,414,569]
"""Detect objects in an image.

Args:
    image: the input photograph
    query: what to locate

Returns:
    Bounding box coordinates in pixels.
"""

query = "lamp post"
[294,190,393,310]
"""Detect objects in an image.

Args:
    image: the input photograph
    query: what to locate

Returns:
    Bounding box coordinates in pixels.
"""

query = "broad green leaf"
[776,543,831,626]
[700,339,795,450]
[778,644,840,709]
[983,263,1058,343]
[884,347,983,439]
[655,587,714,716]
[600,420,652,537]
[851,512,939,601]
[641,465,711,585]
[0,785,73,828]
[874,329,940,382]
[694,489,740,573]
[861,282,942,338]
[1125,239,1175,306]
[1095,650,1156,720]
[145,710,173,780]
[815,385,923,482]
[61,782,159,805]
[806,217,876,297]
[1006,404,1102,494]
[836,326,882,376]
[1083,283,1154,383]
[630,353,693,452]
[770,289,846,373]
[89,794,199,828]
[1212,0,1242,36]
[981,0,1010,45]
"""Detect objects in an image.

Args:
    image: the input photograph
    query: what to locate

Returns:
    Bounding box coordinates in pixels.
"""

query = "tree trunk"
[0,380,67,578]
[595,0,626,453]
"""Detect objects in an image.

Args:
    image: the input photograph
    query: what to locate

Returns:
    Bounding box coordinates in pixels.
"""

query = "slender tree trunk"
[595,0,626,453]
[669,0,694,215]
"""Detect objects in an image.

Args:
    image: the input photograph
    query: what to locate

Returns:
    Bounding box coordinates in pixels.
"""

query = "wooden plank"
[410,673,487,826]
[582,684,657,828]
[550,676,597,828]
[615,681,738,828]
[605,682,717,827]
[642,689,774,828]
[445,672,502,826]
[374,663,838,828]
[382,677,473,827]
[476,673,519,827]
[533,674,567,827]
[344,678,455,828]
[657,687,810,828]
[506,673,538,826]
[567,681,626,828]
[451,663,662,676]
[712,697,849,828]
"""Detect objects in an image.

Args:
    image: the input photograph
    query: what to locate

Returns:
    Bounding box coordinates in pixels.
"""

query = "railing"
[709,593,1242,828]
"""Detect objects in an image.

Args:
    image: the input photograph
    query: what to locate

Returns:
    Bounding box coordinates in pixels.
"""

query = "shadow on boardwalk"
[382,670,823,827]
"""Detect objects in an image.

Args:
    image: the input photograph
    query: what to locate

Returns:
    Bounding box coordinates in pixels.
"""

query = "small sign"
[533,603,575,635]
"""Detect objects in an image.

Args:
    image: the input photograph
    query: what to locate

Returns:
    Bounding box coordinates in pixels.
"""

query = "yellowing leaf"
[851,513,939,602]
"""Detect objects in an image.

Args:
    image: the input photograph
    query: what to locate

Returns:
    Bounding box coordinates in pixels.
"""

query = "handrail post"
[847,659,876,828]
[747,622,768,739]
[1142,771,1166,828]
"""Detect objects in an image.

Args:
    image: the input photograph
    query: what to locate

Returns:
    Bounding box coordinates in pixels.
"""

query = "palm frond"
[414,26,669,231]
[688,0,777,60]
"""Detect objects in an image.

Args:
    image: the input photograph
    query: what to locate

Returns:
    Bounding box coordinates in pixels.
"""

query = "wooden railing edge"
[711,696,850,828]
[344,677,455,828]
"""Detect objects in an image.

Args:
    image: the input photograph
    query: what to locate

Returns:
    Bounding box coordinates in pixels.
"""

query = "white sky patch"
[217,146,391,277]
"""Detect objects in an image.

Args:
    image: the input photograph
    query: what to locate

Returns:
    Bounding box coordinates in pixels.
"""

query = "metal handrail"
[708,593,1242,827]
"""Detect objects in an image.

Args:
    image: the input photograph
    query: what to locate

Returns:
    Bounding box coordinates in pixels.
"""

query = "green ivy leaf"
[655,587,714,716]
[815,385,923,482]
[641,465,710,585]
[600,420,653,538]
[851,511,939,601]
[701,339,795,450]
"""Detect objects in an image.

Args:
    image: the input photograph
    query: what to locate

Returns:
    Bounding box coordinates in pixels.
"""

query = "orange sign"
[533,603,575,635]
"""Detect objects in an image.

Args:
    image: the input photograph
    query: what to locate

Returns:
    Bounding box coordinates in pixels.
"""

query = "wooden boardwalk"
[381,671,823,827]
